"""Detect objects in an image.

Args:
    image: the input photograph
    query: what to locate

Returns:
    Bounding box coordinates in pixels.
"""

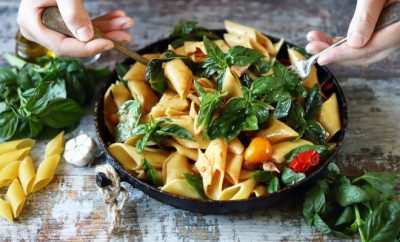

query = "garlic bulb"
[63,133,97,167]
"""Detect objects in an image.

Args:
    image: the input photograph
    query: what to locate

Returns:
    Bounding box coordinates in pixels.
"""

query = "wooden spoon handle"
[41,7,149,66]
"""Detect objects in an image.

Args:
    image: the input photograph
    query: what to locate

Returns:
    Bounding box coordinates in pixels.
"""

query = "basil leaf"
[305,84,322,119]
[196,90,228,137]
[250,75,285,97]
[268,176,280,193]
[273,91,291,119]
[287,103,306,132]
[193,81,206,100]
[216,67,227,90]
[115,100,142,143]
[256,57,276,74]
[281,166,306,186]
[142,158,163,187]
[169,21,220,48]
[248,99,270,126]
[252,170,273,183]
[3,52,27,70]
[303,184,326,225]
[38,98,84,128]
[208,108,246,142]
[291,47,311,59]
[363,201,400,242]
[226,46,265,66]
[272,61,298,90]
[29,119,44,138]
[304,120,327,145]
[352,172,398,196]
[200,57,220,78]
[203,36,226,69]
[243,114,258,131]
[182,173,207,199]
[335,206,355,227]
[157,124,195,141]
[333,183,369,207]
[145,59,168,94]
[0,111,19,142]
[313,213,352,239]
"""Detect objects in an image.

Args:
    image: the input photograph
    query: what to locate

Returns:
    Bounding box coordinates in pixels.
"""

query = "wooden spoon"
[41,7,149,66]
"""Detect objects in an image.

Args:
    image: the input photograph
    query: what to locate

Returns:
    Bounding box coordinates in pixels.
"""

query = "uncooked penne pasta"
[6,179,26,218]
[0,147,31,170]
[0,161,21,188]
[0,198,13,222]
[18,156,36,195]
[31,154,60,193]
[45,131,64,158]
[0,139,35,156]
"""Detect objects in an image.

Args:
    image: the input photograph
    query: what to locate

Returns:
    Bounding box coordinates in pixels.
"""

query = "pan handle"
[95,163,129,233]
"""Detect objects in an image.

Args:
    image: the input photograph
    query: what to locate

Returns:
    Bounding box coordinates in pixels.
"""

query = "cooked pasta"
[103,20,342,201]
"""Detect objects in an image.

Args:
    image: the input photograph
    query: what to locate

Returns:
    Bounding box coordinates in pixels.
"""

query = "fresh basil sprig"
[168,21,220,48]
[142,158,163,187]
[303,163,400,241]
[132,116,194,154]
[115,100,142,143]
[251,170,280,193]
[182,173,207,199]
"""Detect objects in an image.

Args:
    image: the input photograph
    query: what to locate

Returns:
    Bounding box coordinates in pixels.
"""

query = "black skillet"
[94,30,348,214]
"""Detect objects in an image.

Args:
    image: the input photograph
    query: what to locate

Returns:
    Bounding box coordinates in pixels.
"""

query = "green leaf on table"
[335,206,355,227]
[38,98,84,128]
[142,158,163,187]
[352,172,398,196]
[363,200,400,242]
[333,183,369,207]
[0,111,19,142]
[182,173,207,199]
[303,183,326,225]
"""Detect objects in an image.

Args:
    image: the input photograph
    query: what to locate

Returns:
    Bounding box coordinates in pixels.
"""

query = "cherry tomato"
[288,150,320,173]
[244,137,273,163]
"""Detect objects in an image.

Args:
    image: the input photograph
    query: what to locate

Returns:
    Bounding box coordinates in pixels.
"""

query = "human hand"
[17,0,134,57]
[305,0,400,66]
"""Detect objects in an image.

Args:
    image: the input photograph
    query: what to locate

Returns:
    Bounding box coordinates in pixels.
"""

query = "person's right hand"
[17,0,134,57]
[305,0,400,66]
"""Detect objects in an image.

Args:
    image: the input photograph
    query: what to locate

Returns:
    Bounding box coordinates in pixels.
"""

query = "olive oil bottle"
[15,30,54,63]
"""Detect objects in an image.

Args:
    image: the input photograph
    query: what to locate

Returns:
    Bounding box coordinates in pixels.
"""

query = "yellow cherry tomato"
[244,137,273,163]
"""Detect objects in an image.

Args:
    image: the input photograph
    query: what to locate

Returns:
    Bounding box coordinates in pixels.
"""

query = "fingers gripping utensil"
[289,2,400,80]
[41,7,149,66]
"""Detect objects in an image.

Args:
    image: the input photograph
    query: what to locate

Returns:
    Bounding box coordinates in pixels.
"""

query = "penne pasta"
[225,153,243,185]
[124,53,160,83]
[161,179,201,199]
[31,154,60,193]
[255,119,299,144]
[162,152,192,185]
[0,139,35,156]
[0,161,21,188]
[0,198,13,222]
[18,156,36,195]
[217,178,258,200]
[0,147,31,170]
[318,93,341,141]
[271,139,313,164]
[6,179,26,218]
[45,131,64,158]
[164,58,193,100]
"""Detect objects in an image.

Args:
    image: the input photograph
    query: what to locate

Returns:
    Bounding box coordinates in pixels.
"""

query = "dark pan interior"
[94,30,348,214]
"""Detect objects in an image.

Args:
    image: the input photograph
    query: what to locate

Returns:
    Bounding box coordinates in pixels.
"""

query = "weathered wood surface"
[0,0,399,241]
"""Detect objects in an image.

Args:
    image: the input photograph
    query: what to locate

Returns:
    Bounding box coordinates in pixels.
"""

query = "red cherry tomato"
[288,150,320,173]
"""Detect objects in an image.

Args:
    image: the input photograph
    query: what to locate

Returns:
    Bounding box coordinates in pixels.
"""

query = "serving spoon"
[41,7,150,66]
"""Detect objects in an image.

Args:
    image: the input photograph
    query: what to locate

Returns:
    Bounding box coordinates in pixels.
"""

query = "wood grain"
[0,0,399,241]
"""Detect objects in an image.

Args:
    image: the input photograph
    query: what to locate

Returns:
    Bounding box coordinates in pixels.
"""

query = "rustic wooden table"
[1,0,399,241]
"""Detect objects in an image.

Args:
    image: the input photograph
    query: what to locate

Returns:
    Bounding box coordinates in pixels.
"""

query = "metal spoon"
[41,7,149,66]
